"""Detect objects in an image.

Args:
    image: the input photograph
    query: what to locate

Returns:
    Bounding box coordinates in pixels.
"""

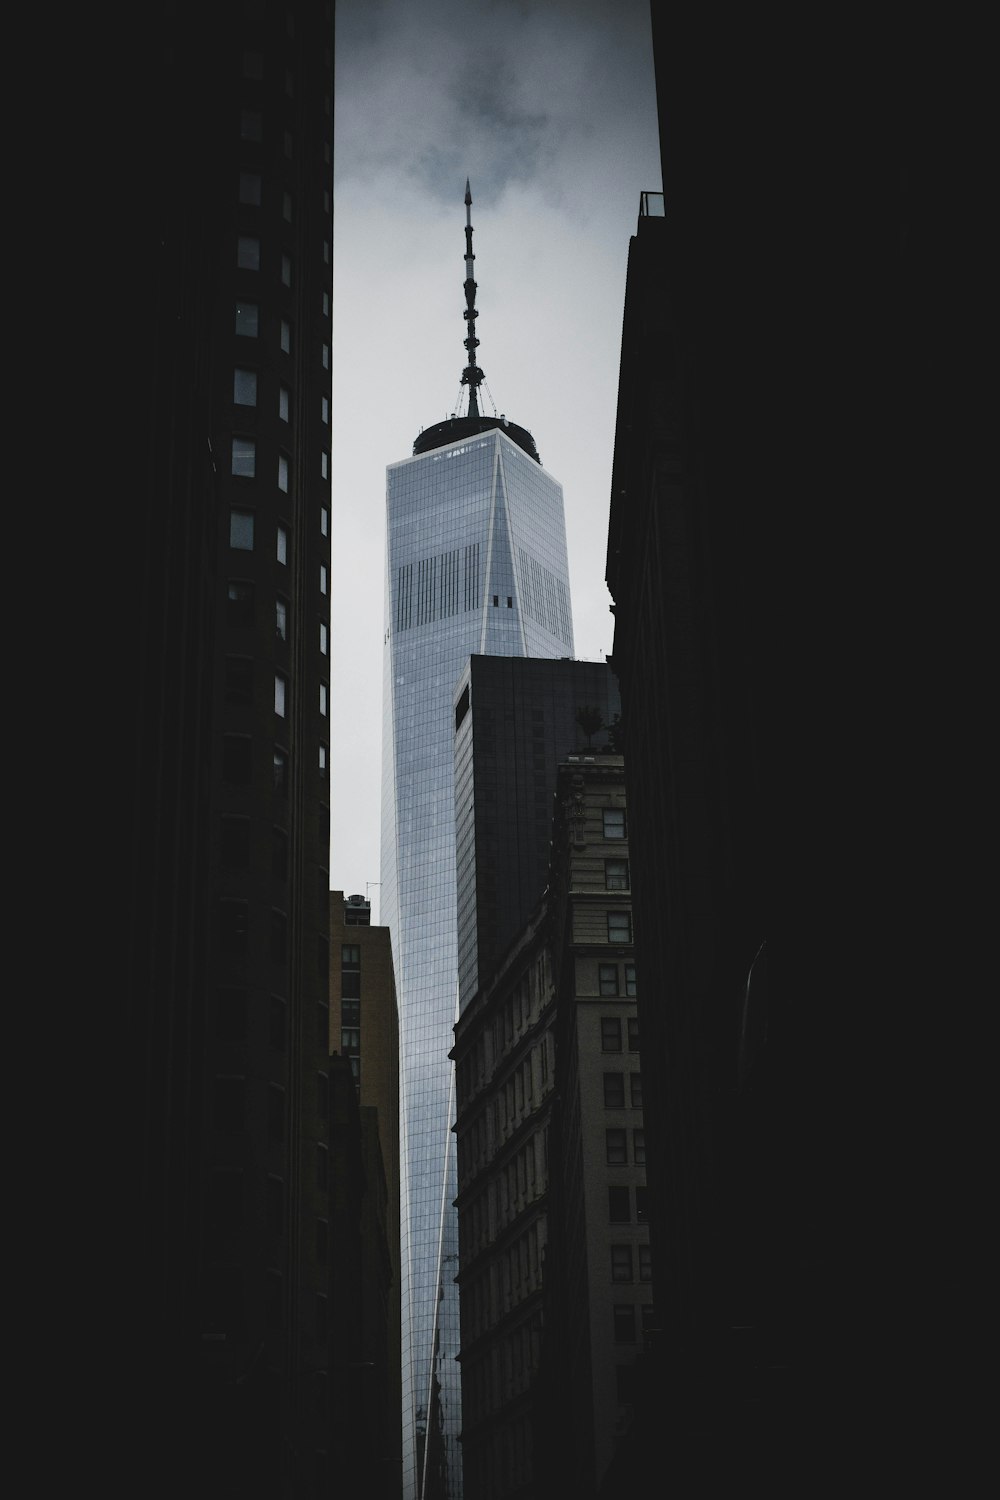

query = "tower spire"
[461,178,484,418]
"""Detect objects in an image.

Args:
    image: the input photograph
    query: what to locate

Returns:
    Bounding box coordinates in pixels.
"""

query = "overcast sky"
[330,0,661,919]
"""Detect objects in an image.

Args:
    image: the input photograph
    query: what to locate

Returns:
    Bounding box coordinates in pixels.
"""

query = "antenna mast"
[461,179,484,417]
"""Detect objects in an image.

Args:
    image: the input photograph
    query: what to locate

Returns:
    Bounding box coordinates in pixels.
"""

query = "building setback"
[380,186,576,1500]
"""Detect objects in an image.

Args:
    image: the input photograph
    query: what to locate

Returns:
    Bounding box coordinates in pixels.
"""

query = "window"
[277,526,288,565]
[242,50,263,79]
[611,1246,633,1283]
[270,910,287,964]
[322,290,330,317]
[216,986,246,1041]
[227,580,254,626]
[321,452,329,481]
[280,319,291,354]
[599,963,619,997]
[237,235,260,271]
[214,1076,245,1131]
[603,808,627,840]
[641,1305,656,1338]
[630,1072,643,1108]
[279,386,290,422]
[605,859,629,890]
[603,1073,625,1109]
[223,735,252,786]
[319,744,327,772]
[639,1244,653,1283]
[231,437,255,478]
[608,1186,630,1223]
[272,827,288,881]
[274,673,287,717]
[613,1305,636,1343]
[276,597,287,641]
[281,252,291,287]
[224,656,253,706]
[270,997,286,1051]
[235,301,259,337]
[625,963,637,997]
[605,1128,627,1165]
[320,502,329,532]
[608,911,632,944]
[220,816,250,868]
[273,749,288,795]
[323,241,330,266]
[240,109,262,142]
[233,368,257,405]
[628,1017,640,1051]
[267,1084,284,1142]
[322,341,329,369]
[320,563,327,595]
[238,171,261,206]
[319,621,328,655]
[342,999,359,1027]
[341,1026,360,1052]
[601,1017,622,1052]
[635,1187,649,1223]
[321,395,329,424]
[278,454,289,492]
[341,945,360,999]
[319,683,328,717]
[218,899,249,954]
[282,190,292,222]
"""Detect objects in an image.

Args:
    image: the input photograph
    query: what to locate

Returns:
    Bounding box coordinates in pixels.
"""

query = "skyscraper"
[381,184,575,1499]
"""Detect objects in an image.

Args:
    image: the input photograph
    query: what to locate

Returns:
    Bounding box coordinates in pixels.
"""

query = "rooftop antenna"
[461,179,484,418]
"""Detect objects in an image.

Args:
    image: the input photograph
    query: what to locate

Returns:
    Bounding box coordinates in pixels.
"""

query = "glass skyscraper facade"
[381,420,574,1498]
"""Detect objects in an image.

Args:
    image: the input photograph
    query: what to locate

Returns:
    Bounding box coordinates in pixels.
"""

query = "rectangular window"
[639,1244,653,1283]
[628,1017,640,1051]
[231,437,255,477]
[281,252,292,287]
[341,1026,360,1052]
[223,735,252,785]
[608,1186,630,1223]
[322,342,329,369]
[237,235,260,271]
[320,563,328,594]
[238,171,261,206]
[603,1073,625,1109]
[319,621,328,654]
[272,827,288,882]
[224,656,253,706]
[218,899,249,954]
[227,580,254,625]
[605,859,629,890]
[611,1246,633,1283]
[319,744,327,772]
[635,1186,649,1223]
[613,1305,636,1343]
[270,910,287,964]
[280,319,291,354]
[599,963,619,997]
[273,749,288,795]
[240,109,262,142]
[322,290,330,317]
[235,302,259,337]
[323,241,330,266]
[605,1128,627,1165]
[242,50,263,79]
[276,597,287,641]
[342,999,360,1026]
[277,526,288,565]
[603,808,627,840]
[633,1128,646,1164]
[233,368,257,405]
[608,911,632,944]
[274,673,286,717]
[321,395,329,424]
[319,683,328,717]
[321,452,329,481]
[625,963,637,997]
[630,1072,643,1108]
[279,386,290,422]
[220,816,250,868]
[320,502,329,532]
[601,1017,622,1052]
[282,190,292,222]
[278,454,289,492]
